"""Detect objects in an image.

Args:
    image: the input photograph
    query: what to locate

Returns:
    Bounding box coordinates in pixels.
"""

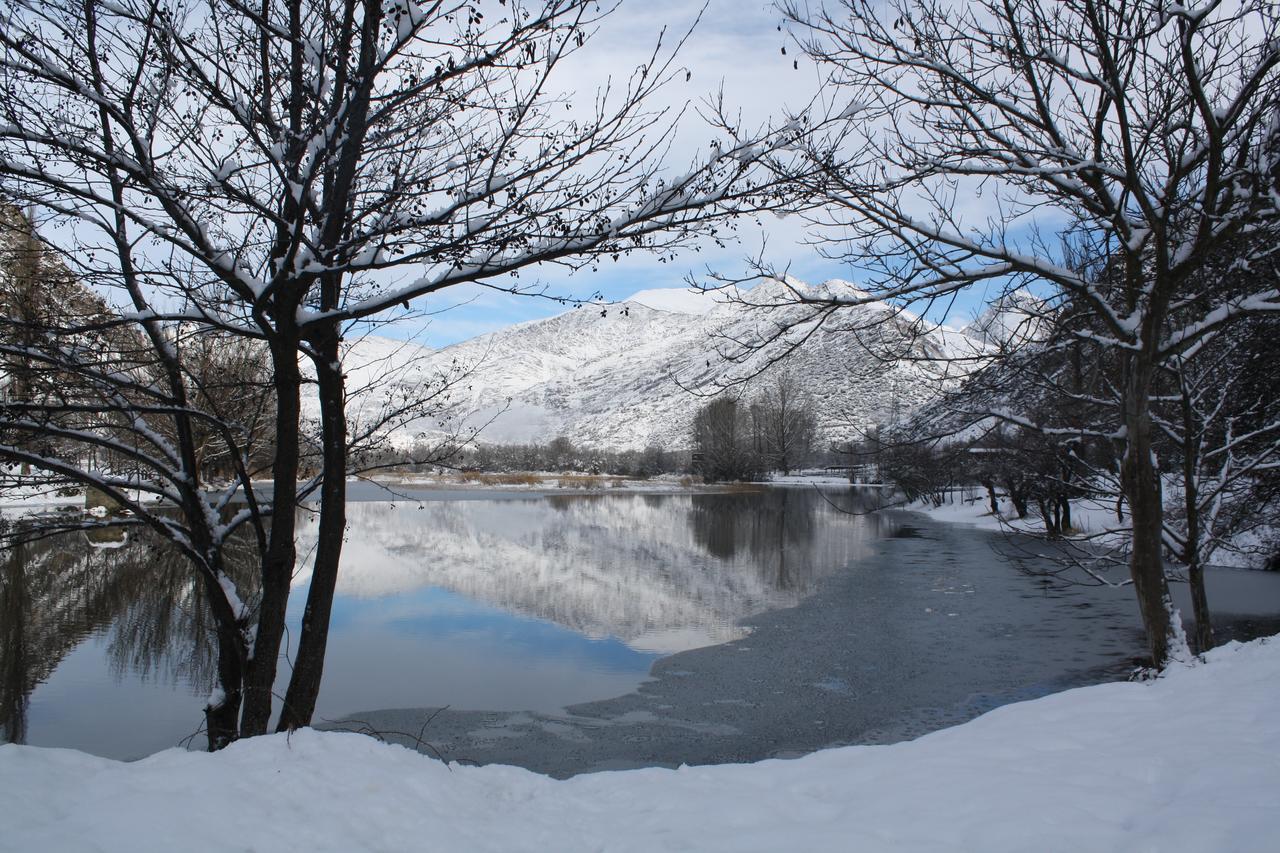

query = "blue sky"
[398,231,858,348]
[382,0,1015,349]
[380,1,840,348]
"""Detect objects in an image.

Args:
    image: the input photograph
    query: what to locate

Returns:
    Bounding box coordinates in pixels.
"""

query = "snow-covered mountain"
[960,289,1049,349]
[332,279,1000,451]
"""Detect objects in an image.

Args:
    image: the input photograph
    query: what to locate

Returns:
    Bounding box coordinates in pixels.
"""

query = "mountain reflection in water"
[2,487,887,757]
[296,489,883,654]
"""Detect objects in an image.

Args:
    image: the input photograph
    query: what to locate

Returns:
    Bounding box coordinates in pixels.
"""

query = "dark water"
[2,487,1277,770]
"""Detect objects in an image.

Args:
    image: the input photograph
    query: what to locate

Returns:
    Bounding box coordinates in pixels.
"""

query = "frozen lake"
[3,485,1277,769]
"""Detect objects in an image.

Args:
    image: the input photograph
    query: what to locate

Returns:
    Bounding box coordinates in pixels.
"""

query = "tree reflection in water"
[0,520,258,745]
[689,489,818,590]
[309,487,883,655]
[3,487,882,750]
[689,486,887,592]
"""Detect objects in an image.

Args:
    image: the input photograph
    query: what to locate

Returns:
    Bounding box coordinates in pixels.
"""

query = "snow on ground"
[763,472,857,486]
[909,488,1125,539]
[909,489,1277,570]
[906,490,1020,532]
[0,480,83,510]
[2,636,1277,853]
[371,471,861,493]
[0,483,85,523]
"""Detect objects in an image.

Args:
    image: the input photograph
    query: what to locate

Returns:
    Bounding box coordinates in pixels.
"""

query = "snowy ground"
[905,487,1119,537]
[909,486,1276,570]
[761,472,860,486]
[0,481,84,512]
[2,636,1277,852]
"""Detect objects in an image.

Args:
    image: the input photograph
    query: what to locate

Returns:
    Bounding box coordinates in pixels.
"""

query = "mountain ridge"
[328,280,1003,451]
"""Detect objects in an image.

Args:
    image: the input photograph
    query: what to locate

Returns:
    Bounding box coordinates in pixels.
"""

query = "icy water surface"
[3,486,1277,768]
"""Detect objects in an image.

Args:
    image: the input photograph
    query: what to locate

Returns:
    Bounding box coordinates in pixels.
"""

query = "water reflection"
[688,488,888,590]
[295,488,875,654]
[20,485,1266,768]
[0,522,257,746]
[5,488,875,753]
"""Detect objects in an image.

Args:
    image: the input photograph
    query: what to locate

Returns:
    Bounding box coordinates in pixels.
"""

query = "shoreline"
[319,512,1155,778]
[4,636,1276,852]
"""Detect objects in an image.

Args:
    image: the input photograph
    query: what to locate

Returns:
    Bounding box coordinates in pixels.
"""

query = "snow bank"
[907,492,1015,531]
[764,472,856,486]
[910,490,1278,570]
[3,637,1277,852]
[908,489,1123,539]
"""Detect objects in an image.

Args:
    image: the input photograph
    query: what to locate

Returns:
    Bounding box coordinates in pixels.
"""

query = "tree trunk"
[201,567,247,751]
[277,332,346,731]
[1187,556,1213,654]
[1179,392,1214,653]
[239,337,303,736]
[1122,355,1183,668]
[1007,486,1029,519]
[982,480,998,515]
[1036,497,1057,536]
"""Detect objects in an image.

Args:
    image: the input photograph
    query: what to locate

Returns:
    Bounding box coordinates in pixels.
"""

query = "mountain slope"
[336,280,995,451]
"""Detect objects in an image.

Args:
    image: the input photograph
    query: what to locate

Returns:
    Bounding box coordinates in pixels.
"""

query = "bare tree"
[865,245,1279,654]
[693,396,766,482]
[735,0,1280,666]
[0,0,798,740]
[1155,313,1280,650]
[750,374,816,474]
[0,207,273,748]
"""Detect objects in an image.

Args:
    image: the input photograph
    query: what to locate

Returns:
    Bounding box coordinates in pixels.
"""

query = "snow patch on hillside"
[623,286,731,315]
[961,289,1048,348]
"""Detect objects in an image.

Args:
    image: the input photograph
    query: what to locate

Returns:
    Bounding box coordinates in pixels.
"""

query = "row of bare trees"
[458,437,686,478]
[693,376,817,481]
